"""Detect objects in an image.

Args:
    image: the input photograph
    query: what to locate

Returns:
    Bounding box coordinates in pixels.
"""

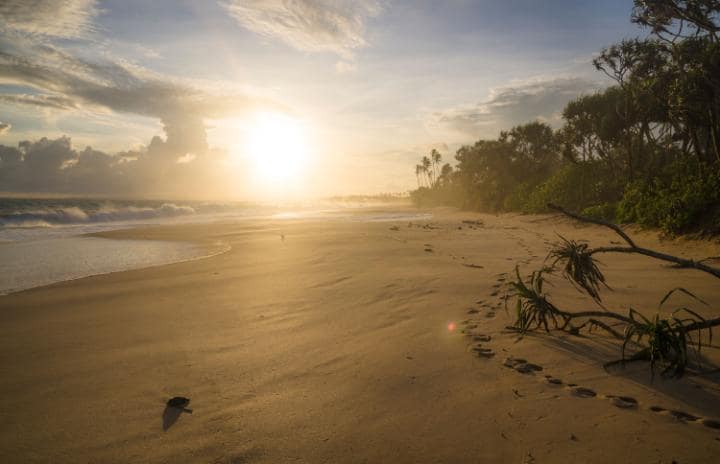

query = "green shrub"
[581,202,617,221]
[522,162,623,214]
[503,182,534,211]
[617,160,720,234]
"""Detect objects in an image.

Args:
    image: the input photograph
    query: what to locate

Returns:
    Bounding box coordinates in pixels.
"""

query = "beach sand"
[2,209,720,463]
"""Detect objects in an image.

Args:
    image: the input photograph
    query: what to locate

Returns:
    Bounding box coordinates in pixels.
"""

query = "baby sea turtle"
[166,396,190,408]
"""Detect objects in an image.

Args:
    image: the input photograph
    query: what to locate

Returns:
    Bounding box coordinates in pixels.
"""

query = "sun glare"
[245,112,308,185]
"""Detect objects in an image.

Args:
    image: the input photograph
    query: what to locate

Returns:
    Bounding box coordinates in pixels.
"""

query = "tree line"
[411,0,720,235]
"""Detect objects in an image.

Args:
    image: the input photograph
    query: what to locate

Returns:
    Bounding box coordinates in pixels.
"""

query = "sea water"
[0,237,216,295]
[0,197,431,295]
[0,198,242,295]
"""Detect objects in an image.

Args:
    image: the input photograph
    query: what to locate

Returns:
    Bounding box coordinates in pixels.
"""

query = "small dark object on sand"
[167,397,191,408]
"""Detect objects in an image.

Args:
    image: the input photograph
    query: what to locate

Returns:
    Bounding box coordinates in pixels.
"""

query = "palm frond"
[548,236,608,301]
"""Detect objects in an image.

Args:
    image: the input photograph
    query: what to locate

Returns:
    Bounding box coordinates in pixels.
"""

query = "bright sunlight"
[245,112,308,185]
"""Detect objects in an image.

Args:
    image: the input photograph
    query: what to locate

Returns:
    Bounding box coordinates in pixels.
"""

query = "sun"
[245,112,308,184]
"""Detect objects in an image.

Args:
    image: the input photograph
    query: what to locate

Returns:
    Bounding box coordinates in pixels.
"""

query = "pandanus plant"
[507,204,720,378]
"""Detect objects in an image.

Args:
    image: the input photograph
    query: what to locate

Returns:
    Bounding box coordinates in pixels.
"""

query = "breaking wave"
[0,203,195,228]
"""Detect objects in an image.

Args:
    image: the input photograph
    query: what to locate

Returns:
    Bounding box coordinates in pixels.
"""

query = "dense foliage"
[411,0,720,235]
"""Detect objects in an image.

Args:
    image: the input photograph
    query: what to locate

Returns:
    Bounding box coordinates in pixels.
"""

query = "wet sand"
[1,209,720,463]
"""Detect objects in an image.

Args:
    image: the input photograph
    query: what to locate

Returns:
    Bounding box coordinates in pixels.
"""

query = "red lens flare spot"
[447,322,456,332]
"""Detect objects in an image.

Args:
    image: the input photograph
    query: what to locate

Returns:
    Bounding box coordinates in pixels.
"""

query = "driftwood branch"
[548,203,637,247]
[548,203,720,279]
[508,205,720,377]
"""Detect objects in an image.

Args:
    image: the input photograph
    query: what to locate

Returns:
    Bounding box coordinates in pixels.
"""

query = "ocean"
[0,197,429,295]
[0,198,247,295]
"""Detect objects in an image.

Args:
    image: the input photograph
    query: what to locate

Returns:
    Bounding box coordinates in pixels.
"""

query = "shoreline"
[0,233,230,297]
[2,209,719,463]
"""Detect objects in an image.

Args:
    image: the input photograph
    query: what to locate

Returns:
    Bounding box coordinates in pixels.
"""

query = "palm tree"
[439,163,453,186]
[422,155,432,187]
[431,149,442,186]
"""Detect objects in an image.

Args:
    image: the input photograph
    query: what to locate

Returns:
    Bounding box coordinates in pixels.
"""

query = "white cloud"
[0,0,100,39]
[221,0,382,58]
[0,34,280,157]
[430,76,602,138]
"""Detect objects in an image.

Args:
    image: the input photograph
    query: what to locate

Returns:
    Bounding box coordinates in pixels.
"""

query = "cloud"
[0,3,286,198]
[221,0,382,58]
[0,122,10,135]
[0,34,278,157]
[0,93,78,110]
[0,134,248,197]
[430,76,601,138]
[0,0,100,39]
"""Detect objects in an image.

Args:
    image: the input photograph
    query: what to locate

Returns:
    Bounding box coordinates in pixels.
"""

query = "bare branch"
[547,203,637,247]
[548,204,720,279]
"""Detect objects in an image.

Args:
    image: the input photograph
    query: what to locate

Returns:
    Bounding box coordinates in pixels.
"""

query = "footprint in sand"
[570,387,597,398]
[649,406,720,429]
[503,357,527,368]
[606,395,638,409]
[701,419,720,429]
[514,362,543,374]
[485,311,496,318]
[473,334,491,342]
[467,308,480,314]
[669,410,700,422]
[545,376,563,385]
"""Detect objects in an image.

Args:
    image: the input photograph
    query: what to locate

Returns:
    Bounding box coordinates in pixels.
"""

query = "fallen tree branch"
[506,205,720,377]
[548,203,637,247]
[548,204,720,279]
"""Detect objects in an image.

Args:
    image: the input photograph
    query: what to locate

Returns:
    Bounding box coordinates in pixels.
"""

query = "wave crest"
[0,203,196,228]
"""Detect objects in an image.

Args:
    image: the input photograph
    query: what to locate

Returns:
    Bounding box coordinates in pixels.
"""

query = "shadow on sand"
[523,329,720,416]
[162,406,193,431]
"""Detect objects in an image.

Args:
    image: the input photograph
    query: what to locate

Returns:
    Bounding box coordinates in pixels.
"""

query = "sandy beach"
[2,208,720,463]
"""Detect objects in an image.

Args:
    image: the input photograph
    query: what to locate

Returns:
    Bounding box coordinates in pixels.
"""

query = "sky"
[0,0,646,200]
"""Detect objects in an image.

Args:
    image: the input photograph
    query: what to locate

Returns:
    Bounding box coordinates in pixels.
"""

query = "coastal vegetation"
[509,204,720,378]
[411,0,720,235]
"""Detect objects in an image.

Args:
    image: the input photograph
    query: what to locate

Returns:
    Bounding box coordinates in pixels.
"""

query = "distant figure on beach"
[280,234,285,241]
